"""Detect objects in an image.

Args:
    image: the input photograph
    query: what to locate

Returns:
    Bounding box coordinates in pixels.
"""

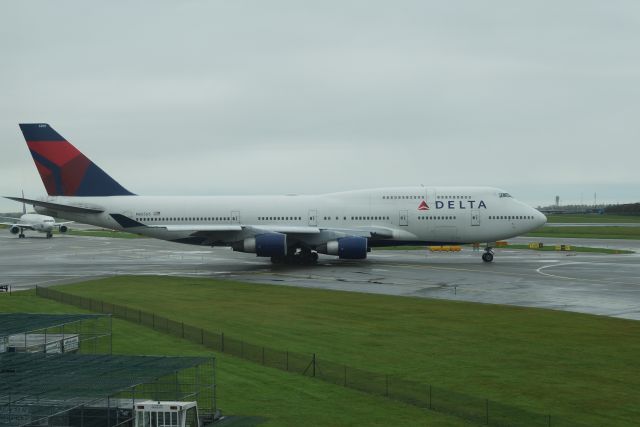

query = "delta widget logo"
[417,200,429,211]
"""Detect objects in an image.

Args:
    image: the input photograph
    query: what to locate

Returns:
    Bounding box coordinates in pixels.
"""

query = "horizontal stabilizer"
[3,196,104,214]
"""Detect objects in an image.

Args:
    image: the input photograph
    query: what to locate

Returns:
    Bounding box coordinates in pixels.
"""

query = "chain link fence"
[36,286,589,427]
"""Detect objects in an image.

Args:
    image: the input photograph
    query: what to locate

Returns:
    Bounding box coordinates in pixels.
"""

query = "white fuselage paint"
[14,214,56,233]
[33,186,546,246]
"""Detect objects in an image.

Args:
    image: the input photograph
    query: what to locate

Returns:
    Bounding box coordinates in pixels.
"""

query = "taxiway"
[1,233,639,320]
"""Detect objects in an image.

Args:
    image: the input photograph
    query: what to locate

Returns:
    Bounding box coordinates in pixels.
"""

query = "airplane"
[1,192,72,239]
[5,123,546,263]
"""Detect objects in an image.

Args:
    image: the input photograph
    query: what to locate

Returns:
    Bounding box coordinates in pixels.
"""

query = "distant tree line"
[605,203,640,215]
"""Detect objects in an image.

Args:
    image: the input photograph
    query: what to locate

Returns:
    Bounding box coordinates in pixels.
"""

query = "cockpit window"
[499,193,512,198]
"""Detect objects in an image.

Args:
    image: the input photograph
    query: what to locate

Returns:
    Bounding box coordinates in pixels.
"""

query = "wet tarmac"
[1,233,639,320]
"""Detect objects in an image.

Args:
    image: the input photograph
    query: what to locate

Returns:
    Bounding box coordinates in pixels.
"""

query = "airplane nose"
[535,210,547,227]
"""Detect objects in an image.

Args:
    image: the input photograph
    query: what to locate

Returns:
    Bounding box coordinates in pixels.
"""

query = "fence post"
[344,365,347,387]
[312,353,316,377]
[486,399,489,425]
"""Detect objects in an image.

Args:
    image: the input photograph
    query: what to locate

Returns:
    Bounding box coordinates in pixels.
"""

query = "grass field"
[526,225,640,240]
[546,214,640,223]
[375,244,634,254]
[50,276,640,426]
[503,244,633,254]
[0,291,464,427]
[61,229,143,239]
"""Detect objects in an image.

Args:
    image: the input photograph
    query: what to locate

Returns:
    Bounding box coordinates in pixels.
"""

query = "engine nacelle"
[318,236,368,259]
[59,225,69,233]
[233,233,287,257]
[9,226,20,235]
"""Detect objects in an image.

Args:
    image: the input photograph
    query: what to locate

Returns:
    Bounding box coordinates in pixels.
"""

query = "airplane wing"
[150,223,392,239]
[0,216,22,222]
[1,222,35,231]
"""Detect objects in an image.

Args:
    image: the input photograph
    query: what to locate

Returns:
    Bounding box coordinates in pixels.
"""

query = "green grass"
[546,214,640,223]
[373,245,431,250]
[503,244,634,254]
[60,229,144,239]
[52,276,640,426]
[0,291,464,427]
[526,225,640,240]
[375,244,633,254]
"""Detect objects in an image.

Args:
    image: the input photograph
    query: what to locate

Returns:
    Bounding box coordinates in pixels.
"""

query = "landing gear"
[18,233,25,239]
[46,232,53,239]
[270,249,319,265]
[482,247,494,263]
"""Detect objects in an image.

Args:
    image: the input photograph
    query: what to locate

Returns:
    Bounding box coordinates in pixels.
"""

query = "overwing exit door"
[399,210,408,226]
[308,210,317,226]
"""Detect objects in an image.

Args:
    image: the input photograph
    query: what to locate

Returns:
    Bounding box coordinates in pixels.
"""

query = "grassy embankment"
[0,290,464,427]
[545,214,640,223]
[526,226,640,240]
[375,244,633,254]
[39,276,640,426]
[528,214,640,240]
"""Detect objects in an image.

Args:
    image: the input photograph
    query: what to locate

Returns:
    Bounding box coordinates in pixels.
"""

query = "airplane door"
[231,211,240,224]
[308,209,317,226]
[471,209,480,226]
[399,210,408,226]
[425,188,435,207]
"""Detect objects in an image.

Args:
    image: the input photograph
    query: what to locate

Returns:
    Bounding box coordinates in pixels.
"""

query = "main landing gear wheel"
[18,233,25,239]
[46,232,53,239]
[482,247,494,263]
[271,250,319,265]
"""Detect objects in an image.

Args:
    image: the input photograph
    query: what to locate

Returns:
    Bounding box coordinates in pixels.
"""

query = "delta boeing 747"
[5,124,546,264]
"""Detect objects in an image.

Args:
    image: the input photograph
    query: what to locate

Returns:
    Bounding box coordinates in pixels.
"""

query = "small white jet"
[6,123,546,262]
[1,193,72,239]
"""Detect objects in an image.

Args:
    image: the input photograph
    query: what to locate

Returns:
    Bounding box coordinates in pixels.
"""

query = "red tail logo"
[418,200,429,211]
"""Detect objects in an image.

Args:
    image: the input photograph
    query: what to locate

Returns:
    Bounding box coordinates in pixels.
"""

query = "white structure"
[135,401,199,427]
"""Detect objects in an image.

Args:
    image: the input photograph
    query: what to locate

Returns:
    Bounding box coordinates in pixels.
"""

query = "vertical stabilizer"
[18,123,134,197]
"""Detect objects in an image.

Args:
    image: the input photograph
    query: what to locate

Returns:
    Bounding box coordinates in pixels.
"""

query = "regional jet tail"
[6,123,546,263]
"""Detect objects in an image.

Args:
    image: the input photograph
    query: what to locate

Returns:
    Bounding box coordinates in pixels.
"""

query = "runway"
[1,233,639,320]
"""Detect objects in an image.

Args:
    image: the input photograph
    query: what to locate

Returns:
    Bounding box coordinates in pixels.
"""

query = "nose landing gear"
[482,247,494,263]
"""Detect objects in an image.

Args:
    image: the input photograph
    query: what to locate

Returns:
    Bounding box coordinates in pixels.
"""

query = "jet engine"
[317,236,368,259]
[9,226,19,235]
[233,233,287,257]
[59,225,69,233]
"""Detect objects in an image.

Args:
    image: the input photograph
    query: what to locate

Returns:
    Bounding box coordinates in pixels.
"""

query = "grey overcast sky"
[1,1,639,211]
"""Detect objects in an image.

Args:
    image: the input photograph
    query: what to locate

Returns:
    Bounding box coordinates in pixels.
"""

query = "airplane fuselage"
[33,186,546,247]
[13,123,546,263]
